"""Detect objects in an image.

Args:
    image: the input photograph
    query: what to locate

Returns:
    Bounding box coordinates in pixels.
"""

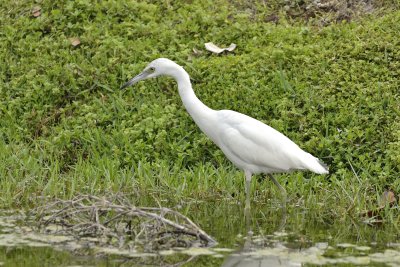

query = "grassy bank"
[0,1,399,224]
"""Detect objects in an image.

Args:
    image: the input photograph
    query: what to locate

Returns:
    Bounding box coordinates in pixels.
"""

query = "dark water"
[1,202,399,266]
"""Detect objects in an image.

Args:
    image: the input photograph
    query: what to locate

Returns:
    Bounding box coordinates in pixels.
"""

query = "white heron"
[121,58,328,207]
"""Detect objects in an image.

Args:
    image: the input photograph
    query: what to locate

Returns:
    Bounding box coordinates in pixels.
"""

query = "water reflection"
[0,200,399,266]
[222,203,289,267]
[219,200,399,267]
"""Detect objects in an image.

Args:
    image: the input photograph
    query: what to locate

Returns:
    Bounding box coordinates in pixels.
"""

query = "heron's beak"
[120,72,147,89]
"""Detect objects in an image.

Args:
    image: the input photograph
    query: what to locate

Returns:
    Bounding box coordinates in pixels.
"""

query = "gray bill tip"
[120,72,146,90]
[120,80,133,90]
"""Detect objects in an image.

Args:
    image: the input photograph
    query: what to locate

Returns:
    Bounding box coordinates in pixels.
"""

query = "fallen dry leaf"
[361,189,397,226]
[32,6,41,17]
[69,37,81,47]
[379,190,396,207]
[204,42,236,54]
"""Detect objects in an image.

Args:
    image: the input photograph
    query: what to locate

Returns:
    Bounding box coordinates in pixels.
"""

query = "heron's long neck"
[173,67,216,133]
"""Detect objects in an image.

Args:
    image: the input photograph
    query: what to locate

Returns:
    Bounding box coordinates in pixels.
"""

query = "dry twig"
[33,194,216,251]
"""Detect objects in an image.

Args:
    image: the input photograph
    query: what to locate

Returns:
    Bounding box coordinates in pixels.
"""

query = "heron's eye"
[149,67,155,72]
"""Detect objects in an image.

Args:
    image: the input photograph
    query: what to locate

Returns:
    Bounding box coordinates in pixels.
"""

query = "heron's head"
[121,58,180,89]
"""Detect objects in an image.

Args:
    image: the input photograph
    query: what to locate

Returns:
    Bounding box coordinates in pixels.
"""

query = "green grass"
[0,1,399,225]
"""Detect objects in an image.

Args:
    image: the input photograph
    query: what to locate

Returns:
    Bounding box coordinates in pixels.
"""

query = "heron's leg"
[244,171,252,212]
[267,174,287,203]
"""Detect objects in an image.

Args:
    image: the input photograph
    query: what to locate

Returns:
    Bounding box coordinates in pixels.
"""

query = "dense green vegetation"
[0,1,399,225]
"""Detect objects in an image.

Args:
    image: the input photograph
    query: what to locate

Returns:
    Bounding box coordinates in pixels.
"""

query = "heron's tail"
[302,153,329,174]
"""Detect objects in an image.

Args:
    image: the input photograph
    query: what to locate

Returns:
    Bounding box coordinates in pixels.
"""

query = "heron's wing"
[217,110,305,171]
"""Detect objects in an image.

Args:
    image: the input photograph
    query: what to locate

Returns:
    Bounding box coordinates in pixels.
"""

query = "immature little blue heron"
[121,58,328,207]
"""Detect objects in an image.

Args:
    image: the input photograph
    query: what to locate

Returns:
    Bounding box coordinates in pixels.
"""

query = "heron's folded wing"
[217,110,304,171]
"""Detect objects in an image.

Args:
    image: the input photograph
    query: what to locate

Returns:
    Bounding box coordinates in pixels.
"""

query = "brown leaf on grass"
[361,189,397,226]
[69,37,81,47]
[205,42,236,54]
[31,6,41,17]
[379,190,397,207]
[265,14,280,24]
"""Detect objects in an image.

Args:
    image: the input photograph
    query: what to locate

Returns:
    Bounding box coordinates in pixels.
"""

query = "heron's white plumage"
[121,58,328,201]
[217,110,313,173]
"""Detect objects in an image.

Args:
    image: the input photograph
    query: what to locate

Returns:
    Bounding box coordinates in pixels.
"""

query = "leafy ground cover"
[0,1,399,225]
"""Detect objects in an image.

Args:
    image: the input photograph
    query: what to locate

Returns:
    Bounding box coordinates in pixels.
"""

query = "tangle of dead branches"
[33,194,216,251]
